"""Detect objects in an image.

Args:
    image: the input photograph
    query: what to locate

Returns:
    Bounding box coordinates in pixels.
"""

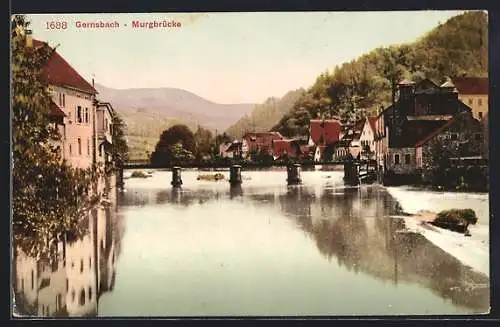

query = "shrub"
[130,171,149,178]
[433,209,478,233]
[197,173,225,181]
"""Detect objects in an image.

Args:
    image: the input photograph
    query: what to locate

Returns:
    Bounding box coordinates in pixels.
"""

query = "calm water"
[12,169,490,317]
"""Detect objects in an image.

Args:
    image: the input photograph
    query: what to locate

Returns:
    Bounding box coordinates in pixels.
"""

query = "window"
[62,93,65,107]
[394,154,400,165]
[468,99,473,106]
[89,257,92,270]
[31,270,34,290]
[405,154,411,165]
[80,259,84,273]
[59,93,62,106]
[66,279,69,292]
[478,99,483,106]
[475,133,482,141]
[78,138,82,155]
[77,106,82,123]
[79,289,86,306]
[98,145,102,157]
[87,139,90,156]
[89,287,92,300]
[450,133,458,141]
[85,108,89,123]
[69,144,72,155]
[478,111,483,119]
[71,289,76,303]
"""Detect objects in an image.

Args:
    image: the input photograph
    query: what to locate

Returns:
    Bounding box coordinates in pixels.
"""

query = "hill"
[225,89,305,139]
[94,84,256,160]
[272,10,488,137]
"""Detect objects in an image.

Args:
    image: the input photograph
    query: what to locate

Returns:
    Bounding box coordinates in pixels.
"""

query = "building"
[272,139,301,160]
[307,119,342,162]
[243,132,283,157]
[224,140,248,159]
[33,39,98,170]
[373,114,388,170]
[359,116,377,160]
[451,76,488,121]
[219,141,233,158]
[380,78,482,178]
[333,130,362,161]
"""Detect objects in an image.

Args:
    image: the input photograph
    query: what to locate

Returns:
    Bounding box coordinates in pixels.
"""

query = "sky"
[27,11,465,104]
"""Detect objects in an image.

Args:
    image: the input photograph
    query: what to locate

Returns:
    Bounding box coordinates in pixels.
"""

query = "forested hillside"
[272,11,488,137]
[225,89,305,138]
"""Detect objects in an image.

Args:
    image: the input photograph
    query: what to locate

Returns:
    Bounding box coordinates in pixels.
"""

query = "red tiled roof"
[451,77,488,95]
[310,119,342,146]
[50,100,66,117]
[33,39,97,95]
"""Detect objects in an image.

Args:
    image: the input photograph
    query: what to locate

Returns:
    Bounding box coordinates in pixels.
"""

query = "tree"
[12,15,99,259]
[193,126,213,162]
[151,124,196,165]
[170,142,195,165]
[108,112,129,173]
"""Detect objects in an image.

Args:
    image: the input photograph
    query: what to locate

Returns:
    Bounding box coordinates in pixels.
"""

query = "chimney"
[26,29,33,48]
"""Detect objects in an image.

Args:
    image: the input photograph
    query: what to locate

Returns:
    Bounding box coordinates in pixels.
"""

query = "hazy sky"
[27,11,464,103]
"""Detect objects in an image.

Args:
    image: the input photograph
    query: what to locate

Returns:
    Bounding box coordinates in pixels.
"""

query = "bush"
[432,209,478,233]
[197,173,225,181]
[130,171,149,178]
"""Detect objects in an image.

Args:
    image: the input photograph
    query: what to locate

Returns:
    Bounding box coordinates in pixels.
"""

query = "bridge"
[121,159,376,170]
[118,159,379,187]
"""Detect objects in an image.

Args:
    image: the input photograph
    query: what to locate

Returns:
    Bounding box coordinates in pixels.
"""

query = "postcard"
[11,11,489,317]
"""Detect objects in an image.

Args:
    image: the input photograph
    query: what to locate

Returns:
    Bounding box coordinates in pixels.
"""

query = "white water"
[386,186,489,277]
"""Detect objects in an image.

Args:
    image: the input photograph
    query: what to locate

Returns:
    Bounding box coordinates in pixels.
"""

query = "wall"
[360,119,375,159]
[50,85,96,169]
[387,148,418,174]
[458,94,488,121]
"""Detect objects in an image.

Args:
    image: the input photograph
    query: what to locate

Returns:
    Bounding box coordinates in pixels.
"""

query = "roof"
[398,79,415,85]
[97,101,115,115]
[33,39,97,95]
[407,115,453,121]
[414,118,455,147]
[50,101,66,117]
[243,131,283,140]
[393,118,452,148]
[309,119,342,146]
[451,77,488,95]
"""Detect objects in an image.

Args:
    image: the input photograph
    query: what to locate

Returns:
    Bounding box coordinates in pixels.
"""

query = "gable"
[415,78,440,94]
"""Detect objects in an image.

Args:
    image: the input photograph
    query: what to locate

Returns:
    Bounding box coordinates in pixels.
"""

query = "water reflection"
[275,185,488,311]
[13,191,124,317]
[118,181,488,313]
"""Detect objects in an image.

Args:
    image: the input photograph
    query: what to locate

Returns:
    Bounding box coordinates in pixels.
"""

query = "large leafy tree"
[12,15,99,259]
[151,124,196,165]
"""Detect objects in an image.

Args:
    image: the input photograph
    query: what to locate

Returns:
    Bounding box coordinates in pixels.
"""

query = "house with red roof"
[307,119,342,162]
[32,38,98,170]
[450,76,488,121]
[243,132,283,158]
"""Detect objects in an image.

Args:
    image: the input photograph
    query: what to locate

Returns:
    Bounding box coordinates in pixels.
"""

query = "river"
[12,169,490,317]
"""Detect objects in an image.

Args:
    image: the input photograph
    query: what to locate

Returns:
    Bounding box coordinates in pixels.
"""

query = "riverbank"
[386,186,489,277]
